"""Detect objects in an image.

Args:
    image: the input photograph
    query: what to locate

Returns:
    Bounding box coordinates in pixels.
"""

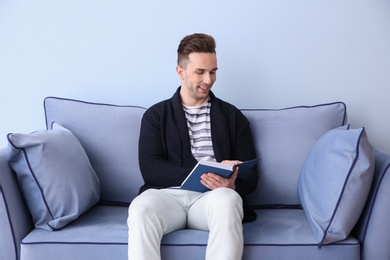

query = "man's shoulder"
[148,98,170,110]
[146,88,180,114]
[144,95,178,119]
[144,99,170,120]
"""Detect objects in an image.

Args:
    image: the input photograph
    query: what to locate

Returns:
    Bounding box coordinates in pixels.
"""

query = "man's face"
[177,52,218,106]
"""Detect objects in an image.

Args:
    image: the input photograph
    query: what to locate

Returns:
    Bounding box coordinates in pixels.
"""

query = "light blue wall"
[1,0,390,152]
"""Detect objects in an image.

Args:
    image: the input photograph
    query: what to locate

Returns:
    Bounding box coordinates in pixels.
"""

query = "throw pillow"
[298,125,374,245]
[7,123,100,231]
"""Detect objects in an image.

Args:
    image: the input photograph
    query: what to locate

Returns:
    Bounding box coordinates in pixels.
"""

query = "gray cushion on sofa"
[44,97,146,204]
[242,102,347,206]
[7,123,100,230]
[298,125,374,244]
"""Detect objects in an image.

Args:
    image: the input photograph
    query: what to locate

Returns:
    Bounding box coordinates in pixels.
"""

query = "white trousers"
[127,187,244,260]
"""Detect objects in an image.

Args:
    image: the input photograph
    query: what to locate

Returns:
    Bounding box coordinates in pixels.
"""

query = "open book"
[180,158,259,192]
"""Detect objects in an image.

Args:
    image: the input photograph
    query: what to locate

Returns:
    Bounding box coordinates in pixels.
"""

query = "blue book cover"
[180,158,259,192]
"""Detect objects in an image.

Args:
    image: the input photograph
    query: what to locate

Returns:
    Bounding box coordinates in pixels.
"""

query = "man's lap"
[129,188,242,233]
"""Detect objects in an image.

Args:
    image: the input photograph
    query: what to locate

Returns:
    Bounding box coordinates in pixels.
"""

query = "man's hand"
[200,160,242,190]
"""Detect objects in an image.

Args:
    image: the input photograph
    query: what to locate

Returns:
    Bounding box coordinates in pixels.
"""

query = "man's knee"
[208,188,243,211]
[128,189,162,223]
[211,187,241,201]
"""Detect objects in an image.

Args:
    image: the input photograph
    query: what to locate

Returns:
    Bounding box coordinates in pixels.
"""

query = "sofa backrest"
[44,97,347,206]
[243,102,347,206]
[44,97,146,204]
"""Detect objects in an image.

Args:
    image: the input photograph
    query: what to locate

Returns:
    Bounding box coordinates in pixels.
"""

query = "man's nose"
[203,73,212,84]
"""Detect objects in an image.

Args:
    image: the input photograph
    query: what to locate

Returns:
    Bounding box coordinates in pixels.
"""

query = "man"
[127,33,258,260]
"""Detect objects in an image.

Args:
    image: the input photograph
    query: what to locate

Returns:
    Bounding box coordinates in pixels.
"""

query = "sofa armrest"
[353,148,390,260]
[0,148,34,260]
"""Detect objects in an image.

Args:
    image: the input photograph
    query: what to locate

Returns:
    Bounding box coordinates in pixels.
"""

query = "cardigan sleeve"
[138,104,195,191]
[210,96,259,198]
[233,112,259,197]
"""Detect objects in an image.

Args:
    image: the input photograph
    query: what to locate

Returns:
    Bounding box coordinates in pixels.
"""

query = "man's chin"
[198,87,210,95]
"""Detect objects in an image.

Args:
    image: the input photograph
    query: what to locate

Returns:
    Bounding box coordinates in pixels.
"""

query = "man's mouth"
[199,85,210,91]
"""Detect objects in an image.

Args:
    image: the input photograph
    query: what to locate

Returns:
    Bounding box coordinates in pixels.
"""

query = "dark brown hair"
[177,33,216,68]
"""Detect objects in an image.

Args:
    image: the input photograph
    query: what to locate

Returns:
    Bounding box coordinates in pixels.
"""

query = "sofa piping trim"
[20,241,360,247]
[21,241,128,245]
[240,101,347,126]
[242,242,360,247]
[43,96,147,130]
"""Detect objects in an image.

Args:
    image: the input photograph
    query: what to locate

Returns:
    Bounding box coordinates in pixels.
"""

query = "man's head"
[177,33,216,68]
[176,33,218,106]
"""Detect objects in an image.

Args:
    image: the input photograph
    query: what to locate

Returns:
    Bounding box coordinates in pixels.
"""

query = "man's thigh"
[129,189,188,234]
[186,188,242,231]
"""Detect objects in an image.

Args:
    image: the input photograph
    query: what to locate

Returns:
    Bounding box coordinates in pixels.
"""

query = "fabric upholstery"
[242,102,347,206]
[0,148,33,260]
[298,126,375,244]
[3,97,390,260]
[7,123,100,230]
[354,149,390,259]
[20,205,360,260]
[44,97,145,204]
[44,99,346,207]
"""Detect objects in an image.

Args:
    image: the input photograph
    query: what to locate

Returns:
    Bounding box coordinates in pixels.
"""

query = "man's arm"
[138,108,192,188]
[201,110,258,196]
[232,111,259,197]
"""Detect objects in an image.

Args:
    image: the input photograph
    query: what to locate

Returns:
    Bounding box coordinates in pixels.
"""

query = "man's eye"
[196,71,203,74]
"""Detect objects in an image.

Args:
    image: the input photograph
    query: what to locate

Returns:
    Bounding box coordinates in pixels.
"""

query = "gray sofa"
[1,97,390,260]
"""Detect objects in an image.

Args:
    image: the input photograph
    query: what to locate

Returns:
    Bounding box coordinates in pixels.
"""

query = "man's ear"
[176,65,184,80]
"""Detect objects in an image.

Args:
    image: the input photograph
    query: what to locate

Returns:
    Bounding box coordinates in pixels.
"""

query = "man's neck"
[180,89,209,107]
[181,98,209,107]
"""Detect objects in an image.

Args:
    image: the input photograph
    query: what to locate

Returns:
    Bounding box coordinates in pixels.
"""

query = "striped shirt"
[183,99,216,162]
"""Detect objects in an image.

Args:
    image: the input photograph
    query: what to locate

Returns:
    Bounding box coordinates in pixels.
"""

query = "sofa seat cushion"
[20,206,360,260]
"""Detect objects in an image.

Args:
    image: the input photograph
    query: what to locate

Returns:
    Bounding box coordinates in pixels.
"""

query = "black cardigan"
[138,87,259,221]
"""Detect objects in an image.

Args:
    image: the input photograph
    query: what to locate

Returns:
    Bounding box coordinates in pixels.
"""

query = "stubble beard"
[192,85,210,101]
